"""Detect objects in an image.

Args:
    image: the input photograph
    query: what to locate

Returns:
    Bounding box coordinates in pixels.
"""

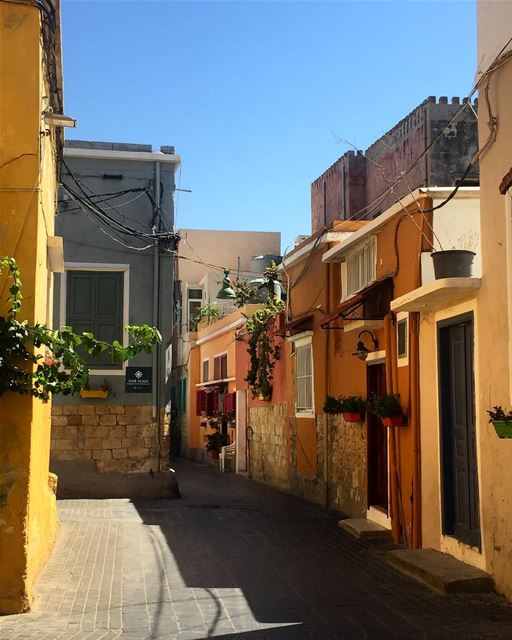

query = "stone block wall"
[324,415,367,517]
[289,415,326,506]
[51,405,170,473]
[311,96,479,231]
[247,407,367,515]
[248,404,289,490]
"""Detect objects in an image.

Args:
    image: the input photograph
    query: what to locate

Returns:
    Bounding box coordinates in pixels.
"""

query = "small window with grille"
[188,288,203,331]
[396,313,409,367]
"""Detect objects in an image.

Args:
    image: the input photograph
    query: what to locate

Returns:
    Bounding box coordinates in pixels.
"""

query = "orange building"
[185,305,264,469]
[247,188,480,549]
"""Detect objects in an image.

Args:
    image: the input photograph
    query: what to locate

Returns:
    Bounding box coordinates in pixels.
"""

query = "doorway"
[438,313,480,548]
[367,362,388,512]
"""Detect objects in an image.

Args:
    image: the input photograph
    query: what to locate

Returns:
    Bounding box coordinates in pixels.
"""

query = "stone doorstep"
[387,548,495,594]
[338,518,392,540]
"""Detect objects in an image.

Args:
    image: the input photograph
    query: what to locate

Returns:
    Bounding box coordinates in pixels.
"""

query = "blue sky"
[62,0,477,254]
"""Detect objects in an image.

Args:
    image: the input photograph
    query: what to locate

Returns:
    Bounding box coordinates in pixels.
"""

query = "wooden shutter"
[224,392,236,415]
[67,271,123,369]
[220,355,228,379]
[206,391,215,416]
[212,390,219,414]
[196,390,207,415]
[181,379,187,414]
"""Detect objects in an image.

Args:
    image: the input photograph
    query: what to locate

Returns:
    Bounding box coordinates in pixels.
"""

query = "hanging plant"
[0,257,161,401]
[244,263,284,400]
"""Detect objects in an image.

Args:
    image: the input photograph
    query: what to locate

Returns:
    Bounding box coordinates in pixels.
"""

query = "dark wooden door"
[367,363,388,512]
[439,315,480,547]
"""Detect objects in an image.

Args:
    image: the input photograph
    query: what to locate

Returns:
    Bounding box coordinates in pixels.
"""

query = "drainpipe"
[324,262,330,508]
[153,161,162,470]
[410,311,422,549]
[385,314,401,544]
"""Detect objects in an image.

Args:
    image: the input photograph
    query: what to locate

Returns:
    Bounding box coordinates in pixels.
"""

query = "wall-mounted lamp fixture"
[216,269,236,300]
[352,330,379,361]
[43,112,77,128]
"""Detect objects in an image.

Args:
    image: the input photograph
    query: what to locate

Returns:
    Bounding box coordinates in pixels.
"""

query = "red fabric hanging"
[196,390,207,416]
[224,392,236,415]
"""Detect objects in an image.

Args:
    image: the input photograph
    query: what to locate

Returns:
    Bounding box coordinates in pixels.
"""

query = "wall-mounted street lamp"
[43,112,77,128]
[352,330,379,361]
[216,269,236,300]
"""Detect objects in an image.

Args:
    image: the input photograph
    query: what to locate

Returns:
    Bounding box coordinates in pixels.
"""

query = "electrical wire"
[76,200,155,251]
[60,173,177,242]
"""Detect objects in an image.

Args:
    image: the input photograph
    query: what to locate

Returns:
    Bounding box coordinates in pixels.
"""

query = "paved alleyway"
[1,460,512,640]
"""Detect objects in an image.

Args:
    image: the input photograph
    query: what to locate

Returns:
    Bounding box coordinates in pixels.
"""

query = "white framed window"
[59,263,129,376]
[202,358,210,383]
[343,236,377,299]
[187,287,203,331]
[287,332,315,418]
[396,312,409,368]
[213,352,228,381]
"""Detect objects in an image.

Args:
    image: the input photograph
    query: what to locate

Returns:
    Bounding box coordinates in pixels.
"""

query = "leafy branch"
[0,257,161,400]
[244,263,284,399]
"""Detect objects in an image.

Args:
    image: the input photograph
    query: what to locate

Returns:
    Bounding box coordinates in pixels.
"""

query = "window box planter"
[343,412,364,423]
[79,389,109,399]
[432,250,475,279]
[491,421,512,439]
[339,396,367,422]
[381,415,403,428]
[487,406,512,439]
[369,393,403,427]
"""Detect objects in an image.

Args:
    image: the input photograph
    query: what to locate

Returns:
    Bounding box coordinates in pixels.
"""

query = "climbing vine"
[0,257,161,401]
[244,263,284,399]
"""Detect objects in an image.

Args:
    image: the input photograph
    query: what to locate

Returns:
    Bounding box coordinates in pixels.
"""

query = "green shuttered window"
[67,270,124,369]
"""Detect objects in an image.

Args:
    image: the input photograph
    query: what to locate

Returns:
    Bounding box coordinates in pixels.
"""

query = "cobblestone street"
[1,460,512,640]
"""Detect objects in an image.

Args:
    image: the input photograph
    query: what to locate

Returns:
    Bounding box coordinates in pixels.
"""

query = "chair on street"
[219,441,236,472]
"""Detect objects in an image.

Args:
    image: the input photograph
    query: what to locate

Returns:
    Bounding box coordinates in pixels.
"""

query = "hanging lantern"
[216,269,236,300]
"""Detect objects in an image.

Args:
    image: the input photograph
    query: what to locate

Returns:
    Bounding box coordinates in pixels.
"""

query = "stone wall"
[247,407,368,515]
[51,405,169,473]
[248,404,289,490]
[311,96,479,231]
[324,415,367,517]
[289,415,326,506]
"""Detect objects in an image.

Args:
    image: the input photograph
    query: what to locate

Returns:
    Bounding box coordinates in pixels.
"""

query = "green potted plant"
[205,430,230,459]
[339,396,367,423]
[487,406,512,439]
[323,395,342,415]
[369,393,404,427]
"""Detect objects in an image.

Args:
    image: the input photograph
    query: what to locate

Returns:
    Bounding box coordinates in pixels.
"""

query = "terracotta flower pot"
[381,415,403,428]
[343,412,363,423]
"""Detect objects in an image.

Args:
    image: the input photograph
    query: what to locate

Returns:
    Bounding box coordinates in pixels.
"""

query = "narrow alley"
[1,460,511,640]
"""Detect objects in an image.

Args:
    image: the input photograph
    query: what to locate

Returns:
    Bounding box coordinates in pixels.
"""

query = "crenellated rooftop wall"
[311,96,479,232]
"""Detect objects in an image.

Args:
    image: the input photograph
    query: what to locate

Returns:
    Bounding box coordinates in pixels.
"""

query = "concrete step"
[387,548,494,594]
[338,518,392,540]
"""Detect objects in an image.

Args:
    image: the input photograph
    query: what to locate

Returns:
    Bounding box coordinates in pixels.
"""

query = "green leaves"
[244,262,284,400]
[0,257,161,401]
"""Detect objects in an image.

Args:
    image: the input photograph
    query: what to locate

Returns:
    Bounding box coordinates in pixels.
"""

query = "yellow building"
[0,0,64,613]
[388,1,512,599]
[469,0,512,599]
